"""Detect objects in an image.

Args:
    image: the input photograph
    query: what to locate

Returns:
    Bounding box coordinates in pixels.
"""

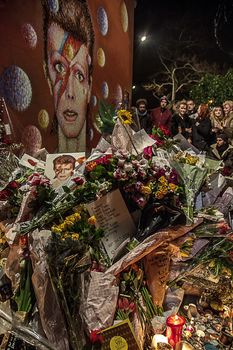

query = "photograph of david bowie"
[45,152,84,189]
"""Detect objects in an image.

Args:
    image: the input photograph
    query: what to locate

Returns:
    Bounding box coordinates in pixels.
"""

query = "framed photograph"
[45,153,85,188]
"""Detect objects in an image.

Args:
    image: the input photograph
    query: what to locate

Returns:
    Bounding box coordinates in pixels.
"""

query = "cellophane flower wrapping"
[80,271,119,334]
[170,155,207,225]
[30,229,70,350]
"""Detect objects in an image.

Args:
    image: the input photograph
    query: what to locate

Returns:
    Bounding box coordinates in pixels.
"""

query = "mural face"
[47,23,91,140]
[0,0,133,154]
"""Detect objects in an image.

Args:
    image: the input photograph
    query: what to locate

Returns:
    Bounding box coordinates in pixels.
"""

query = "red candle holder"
[166,315,186,349]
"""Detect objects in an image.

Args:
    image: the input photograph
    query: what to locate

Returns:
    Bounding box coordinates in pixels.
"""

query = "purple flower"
[133,195,147,208]
[135,181,143,191]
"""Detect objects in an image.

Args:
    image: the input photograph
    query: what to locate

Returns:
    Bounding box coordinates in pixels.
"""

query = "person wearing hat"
[210,133,233,175]
[133,98,152,133]
[150,96,172,131]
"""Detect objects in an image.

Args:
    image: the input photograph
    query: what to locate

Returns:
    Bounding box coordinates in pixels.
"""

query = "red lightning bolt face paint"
[47,22,91,138]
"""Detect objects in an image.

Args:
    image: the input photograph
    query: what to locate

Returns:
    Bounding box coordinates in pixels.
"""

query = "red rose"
[8,181,19,189]
[90,330,103,344]
[0,189,10,200]
[72,177,85,185]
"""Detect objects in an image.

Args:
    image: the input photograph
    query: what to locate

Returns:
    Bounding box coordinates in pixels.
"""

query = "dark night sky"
[132,0,233,107]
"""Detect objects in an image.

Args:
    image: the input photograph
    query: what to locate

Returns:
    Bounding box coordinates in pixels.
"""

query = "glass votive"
[152,334,168,349]
[166,315,186,349]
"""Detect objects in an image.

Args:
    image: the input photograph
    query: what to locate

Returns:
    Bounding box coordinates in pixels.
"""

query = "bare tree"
[144,54,219,102]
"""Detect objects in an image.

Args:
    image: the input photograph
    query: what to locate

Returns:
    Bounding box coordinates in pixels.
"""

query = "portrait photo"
[45,152,85,188]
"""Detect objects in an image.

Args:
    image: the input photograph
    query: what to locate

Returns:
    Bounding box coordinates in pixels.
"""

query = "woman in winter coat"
[192,104,212,152]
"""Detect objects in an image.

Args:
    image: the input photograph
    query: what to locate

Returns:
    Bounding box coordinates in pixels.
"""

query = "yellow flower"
[180,251,189,258]
[60,223,66,230]
[209,260,216,268]
[71,233,79,240]
[186,155,198,165]
[221,266,231,277]
[140,185,152,195]
[88,215,97,225]
[169,183,177,192]
[74,212,81,220]
[52,226,62,234]
[158,176,168,185]
[155,191,164,199]
[117,109,133,125]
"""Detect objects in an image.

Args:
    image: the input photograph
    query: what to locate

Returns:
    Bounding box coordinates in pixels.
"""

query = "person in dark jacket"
[192,104,212,152]
[133,98,152,133]
[171,100,192,141]
[210,133,233,175]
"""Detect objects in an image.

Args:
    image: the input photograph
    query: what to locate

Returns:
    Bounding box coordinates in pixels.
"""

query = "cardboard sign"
[101,319,141,350]
[86,189,136,260]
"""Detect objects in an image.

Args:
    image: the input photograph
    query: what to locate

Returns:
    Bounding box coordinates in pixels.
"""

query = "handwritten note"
[86,189,136,260]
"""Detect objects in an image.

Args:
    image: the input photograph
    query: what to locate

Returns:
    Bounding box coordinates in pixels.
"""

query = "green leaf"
[62,185,71,194]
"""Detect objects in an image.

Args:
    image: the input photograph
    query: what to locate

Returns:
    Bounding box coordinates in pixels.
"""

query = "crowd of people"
[133,96,233,174]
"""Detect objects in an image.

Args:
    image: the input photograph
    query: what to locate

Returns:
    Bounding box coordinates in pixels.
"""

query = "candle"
[166,315,186,348]
[152,334,168,349]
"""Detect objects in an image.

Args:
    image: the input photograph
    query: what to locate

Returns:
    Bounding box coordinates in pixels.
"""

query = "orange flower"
[140,185,152,195]
[169,183,177,192]
[85,161,97,172]
[88,215,97,225]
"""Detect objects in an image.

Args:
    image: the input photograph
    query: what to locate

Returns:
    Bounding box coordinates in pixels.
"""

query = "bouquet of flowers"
[46,207,105,349]
[170,151,211,225]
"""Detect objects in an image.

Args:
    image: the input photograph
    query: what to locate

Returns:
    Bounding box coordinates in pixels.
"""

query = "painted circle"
[121,2,129,33]
[38,109,49,129]
[22,125,42,154]
[0,65,32,112]
[110,336,128,350]
[102,81,109,99]
[97,48,105,67]
[97,7,108,36]
[91,95,97,107]
[48,0,59,13]
[21,23,37,49]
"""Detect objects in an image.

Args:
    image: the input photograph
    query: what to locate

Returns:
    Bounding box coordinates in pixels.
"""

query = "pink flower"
[118,297,136,313]
[133,195,147,208]
[118,158,125,167]
[95,154,112,165]
[124,162,133,172]
[144,146,153,159]
[135,181,143,191]
[217,222,230,235]
[28,173,50,187]
[138,169,147,179]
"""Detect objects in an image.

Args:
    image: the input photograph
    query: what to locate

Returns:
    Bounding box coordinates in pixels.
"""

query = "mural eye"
[54,62,66,74]
[76,70,84,82]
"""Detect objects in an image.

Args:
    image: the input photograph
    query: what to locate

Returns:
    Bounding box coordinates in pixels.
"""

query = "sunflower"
[117,109,133,125]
